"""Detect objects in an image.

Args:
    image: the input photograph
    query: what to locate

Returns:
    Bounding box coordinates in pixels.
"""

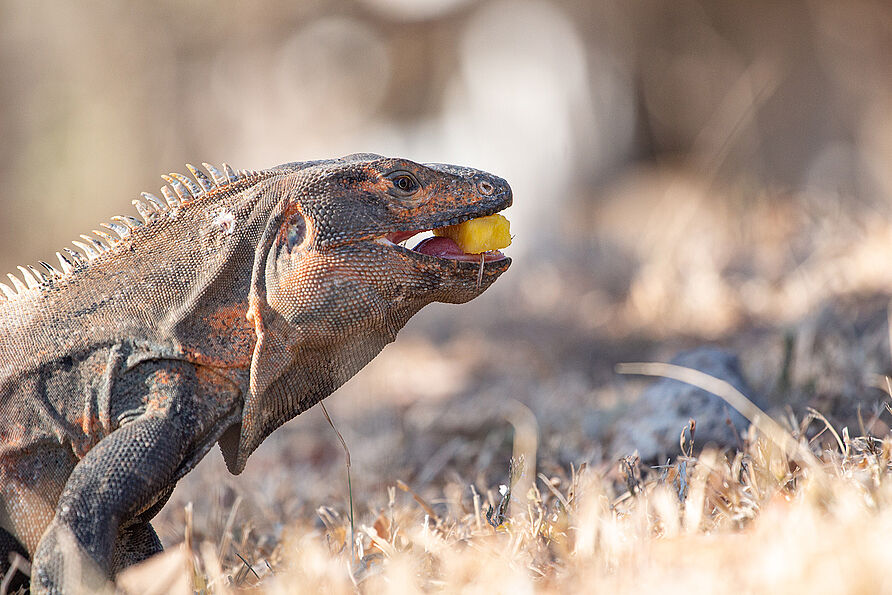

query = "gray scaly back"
[0,164,265,302]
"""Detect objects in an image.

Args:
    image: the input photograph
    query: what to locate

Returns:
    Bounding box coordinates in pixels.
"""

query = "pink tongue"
[413,236,465,258]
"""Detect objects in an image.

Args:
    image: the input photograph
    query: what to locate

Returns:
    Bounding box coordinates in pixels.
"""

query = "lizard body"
[0,154,511,593]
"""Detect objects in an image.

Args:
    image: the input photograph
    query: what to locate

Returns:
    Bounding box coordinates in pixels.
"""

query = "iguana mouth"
[379,218,508,264]
[412,236,506,262]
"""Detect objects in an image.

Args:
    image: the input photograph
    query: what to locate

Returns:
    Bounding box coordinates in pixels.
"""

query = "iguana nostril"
[477,180,494,196]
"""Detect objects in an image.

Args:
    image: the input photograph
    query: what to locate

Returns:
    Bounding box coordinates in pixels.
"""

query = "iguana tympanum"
[0,154,511,593]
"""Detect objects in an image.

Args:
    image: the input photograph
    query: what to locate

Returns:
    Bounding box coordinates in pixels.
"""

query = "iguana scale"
[0,154,512,593]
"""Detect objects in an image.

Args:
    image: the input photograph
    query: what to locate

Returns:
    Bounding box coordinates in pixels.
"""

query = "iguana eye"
[388,172,420,195]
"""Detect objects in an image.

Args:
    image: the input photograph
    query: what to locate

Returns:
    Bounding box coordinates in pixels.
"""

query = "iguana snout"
[371,160,513,304]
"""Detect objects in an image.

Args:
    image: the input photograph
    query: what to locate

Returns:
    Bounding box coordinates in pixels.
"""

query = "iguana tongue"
[413,236,465,258]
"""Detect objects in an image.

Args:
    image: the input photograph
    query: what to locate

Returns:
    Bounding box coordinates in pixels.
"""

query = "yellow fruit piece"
[434,214,511,254]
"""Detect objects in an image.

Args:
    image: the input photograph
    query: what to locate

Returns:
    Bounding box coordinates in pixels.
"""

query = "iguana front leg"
[111,485,174,573]
[31,362,213,594]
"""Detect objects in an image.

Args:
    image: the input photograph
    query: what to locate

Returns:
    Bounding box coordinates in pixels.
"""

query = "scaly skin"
[0,154,512,593]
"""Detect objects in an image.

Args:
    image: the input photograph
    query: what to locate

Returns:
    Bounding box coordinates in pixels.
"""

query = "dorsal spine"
[0,162,266,302]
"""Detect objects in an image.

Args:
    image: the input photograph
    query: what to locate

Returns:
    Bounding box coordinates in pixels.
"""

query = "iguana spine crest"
[0,163,266,302]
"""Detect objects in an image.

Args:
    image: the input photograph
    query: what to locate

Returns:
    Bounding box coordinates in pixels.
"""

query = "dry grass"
[123,388,892,594]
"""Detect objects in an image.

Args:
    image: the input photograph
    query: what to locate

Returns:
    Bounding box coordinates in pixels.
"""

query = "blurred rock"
[610,347,762,461]
[742,293,892,424]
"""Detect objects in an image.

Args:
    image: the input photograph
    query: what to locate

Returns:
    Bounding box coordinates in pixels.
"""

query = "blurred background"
[2,0,892,552]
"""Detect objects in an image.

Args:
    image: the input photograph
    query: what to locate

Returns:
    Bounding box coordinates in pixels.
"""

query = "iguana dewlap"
[0,155,512,593]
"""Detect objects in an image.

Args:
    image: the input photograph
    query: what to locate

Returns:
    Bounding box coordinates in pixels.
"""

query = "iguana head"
[223,154,512,473]
[268,153,512,314]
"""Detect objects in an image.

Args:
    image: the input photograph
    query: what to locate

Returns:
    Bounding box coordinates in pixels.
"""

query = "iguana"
[0,154,512,593]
